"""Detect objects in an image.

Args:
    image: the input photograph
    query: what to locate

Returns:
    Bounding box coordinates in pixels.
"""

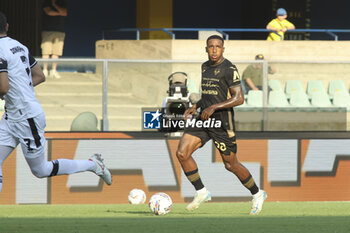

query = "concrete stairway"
[35,72,158,131]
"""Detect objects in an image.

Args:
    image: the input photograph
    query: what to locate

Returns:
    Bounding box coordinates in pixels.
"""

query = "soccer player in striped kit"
[0,11,111,194]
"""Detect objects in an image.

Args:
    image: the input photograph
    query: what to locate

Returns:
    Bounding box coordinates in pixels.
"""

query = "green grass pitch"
[0,202,349,233]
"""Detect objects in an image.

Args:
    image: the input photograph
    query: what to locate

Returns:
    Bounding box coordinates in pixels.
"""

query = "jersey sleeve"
[0,58,8,73]
[225,65,241,88]
[28,53,37,68]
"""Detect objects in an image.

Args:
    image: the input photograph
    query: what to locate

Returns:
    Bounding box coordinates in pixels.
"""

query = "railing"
[35,58,349,132]
[102,28,350,41]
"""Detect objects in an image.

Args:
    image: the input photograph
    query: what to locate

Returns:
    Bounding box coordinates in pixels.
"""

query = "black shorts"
[184,126,237,155]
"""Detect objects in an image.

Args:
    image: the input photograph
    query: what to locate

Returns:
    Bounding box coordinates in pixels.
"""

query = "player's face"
[277,15,287,20]
[206,39,225,64]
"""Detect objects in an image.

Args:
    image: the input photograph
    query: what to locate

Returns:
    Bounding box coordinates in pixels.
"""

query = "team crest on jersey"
[214,68,220,76]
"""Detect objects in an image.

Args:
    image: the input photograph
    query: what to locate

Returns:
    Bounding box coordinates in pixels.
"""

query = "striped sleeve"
[29,53,37,68]
[0,58,8,73]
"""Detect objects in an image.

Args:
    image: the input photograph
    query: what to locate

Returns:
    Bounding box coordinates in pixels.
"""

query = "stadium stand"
[289,90,312,107]
[268,90,290,108]
[285,80,304,99]
[311,91,334,108]
[328,80,348,100]
[307,80,327,99]
[268,79,283,92]
[332,91,350,111]
[247,90,263,107]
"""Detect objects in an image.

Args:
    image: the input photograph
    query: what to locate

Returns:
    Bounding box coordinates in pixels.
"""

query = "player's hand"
[184,106,196,120]
[201,106,216,121]
[282,28,287,32]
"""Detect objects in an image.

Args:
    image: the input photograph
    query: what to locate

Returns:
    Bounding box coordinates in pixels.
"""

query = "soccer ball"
[128,189,146,204]
[148,192,172,215]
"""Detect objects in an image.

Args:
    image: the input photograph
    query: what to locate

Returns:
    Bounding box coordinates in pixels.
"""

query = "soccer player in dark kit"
[176,35,267,215]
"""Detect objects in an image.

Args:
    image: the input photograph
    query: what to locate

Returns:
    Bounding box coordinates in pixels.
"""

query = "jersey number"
[214,141,227,152]
[24,139,33,151]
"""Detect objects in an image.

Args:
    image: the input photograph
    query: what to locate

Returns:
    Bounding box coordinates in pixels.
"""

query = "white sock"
[252,189,262,198]
[56,159,95,175]
[196,187,208,194]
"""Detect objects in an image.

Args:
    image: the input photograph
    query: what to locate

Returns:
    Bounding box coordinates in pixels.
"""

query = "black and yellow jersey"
[197,58,241,130]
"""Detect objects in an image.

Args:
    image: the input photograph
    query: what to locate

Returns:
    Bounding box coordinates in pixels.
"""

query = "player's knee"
[30,166,48,178]
[224,161,239,173]
[176,149,187,162]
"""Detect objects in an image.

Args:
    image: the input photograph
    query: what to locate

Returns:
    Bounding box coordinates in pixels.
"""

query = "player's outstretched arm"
[201,85,244,121]
[31,63,46,87]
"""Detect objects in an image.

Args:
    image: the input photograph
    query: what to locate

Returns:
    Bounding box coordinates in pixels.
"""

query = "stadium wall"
[0,132,349,205]
[96,40,350,61]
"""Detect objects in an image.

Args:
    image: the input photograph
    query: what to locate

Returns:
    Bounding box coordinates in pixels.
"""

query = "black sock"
[240,174,259,195]
[185,169,204,191]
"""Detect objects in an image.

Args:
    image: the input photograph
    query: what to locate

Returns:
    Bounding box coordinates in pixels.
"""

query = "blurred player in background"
[0,11,111,194]
[176,35,267,215]
[266,8,295,41]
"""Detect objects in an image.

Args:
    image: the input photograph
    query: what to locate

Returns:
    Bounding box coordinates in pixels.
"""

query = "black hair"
[206,35,224,45]
[0,11,7,33]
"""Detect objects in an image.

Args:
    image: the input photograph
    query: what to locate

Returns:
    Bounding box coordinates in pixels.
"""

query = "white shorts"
[0,113,46,159]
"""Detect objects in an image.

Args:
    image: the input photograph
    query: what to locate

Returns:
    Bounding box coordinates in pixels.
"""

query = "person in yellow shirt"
[266,8,295,41]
